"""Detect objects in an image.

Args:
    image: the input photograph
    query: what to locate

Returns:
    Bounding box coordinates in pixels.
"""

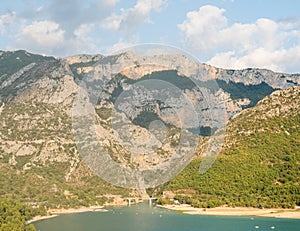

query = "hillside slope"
[0,51,131,208]
[156,86,300,209]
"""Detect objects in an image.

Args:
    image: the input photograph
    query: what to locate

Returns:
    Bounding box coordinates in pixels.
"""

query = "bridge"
[125,197,157,206]
[148,197,157,206]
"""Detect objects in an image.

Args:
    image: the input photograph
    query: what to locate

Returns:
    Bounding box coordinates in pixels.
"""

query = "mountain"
[0,50,299,209]
[0,50,131,209]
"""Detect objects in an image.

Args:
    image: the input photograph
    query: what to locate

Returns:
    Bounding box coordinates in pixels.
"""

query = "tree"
[0,198,37,231]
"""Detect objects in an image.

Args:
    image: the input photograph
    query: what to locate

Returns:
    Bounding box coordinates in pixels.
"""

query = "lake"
[34,203,300,231]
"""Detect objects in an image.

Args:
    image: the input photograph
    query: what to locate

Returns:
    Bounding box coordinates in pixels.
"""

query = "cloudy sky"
[1,0,300,73]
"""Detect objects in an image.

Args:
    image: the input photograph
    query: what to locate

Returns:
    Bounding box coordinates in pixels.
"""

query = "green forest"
[156,112,300,209]
[0,198,43,231]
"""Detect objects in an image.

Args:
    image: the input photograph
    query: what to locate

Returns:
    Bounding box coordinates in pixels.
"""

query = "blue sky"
[1,0,300,73]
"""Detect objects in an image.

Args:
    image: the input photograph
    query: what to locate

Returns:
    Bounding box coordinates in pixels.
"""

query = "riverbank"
[158,204,300,219]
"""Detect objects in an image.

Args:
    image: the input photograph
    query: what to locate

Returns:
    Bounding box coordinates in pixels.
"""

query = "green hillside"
[0,50,55,77]
[155,87,300,209]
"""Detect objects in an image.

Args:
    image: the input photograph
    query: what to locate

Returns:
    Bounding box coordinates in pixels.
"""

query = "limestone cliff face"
[1,50,299,166]
[65,51,299,88]
[120,64,171,79]
[1,49,299,151]
[63,54,103,65]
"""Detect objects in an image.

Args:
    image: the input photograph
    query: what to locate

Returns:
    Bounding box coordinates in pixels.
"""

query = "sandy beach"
[49,206,108,215]
[158,204,300,219]
[27,197,136,224]
[26,215,58,224]
[27,206,108,224]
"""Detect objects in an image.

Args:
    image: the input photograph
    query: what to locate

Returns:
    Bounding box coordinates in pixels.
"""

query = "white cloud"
[105,39,136,54]
[179,5,300,73]
[12,20,100,56]
[74,24,94,37]
[178,5,227,52]
[102,0,166,32]
[15,21,65,54]
[209,46,300,73]
[1,0,163,56]
[0,11,19,35]
[101,12,124,31]
[0,12,14,29]
[0,0,121,55]
[43,0,118,34]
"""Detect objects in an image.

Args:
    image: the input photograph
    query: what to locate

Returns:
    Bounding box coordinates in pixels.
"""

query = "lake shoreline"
[27,214,58,224]
[29,203,300,224]
[27,206,108,224]
[28,197,139,224]
[158,204,300,219]
[49,206,108,215]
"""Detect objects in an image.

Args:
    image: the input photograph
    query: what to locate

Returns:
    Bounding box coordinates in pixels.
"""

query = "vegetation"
[69,60,98,80]
[0,101,131,210]
[0,198,42,231]
[0,158,130,209]
[0,50,55,77]
[156,89,300,209]
[133,111,163,129]
[216,79,275,107]
[0,102,72,141]
[0,60,59,102]
[139,70,196,90]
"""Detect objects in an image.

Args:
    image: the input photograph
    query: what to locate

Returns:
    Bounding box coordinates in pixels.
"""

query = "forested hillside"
[156,87,300,209]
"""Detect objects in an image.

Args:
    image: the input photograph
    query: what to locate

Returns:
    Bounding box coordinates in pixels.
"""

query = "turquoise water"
[34,203,300,231]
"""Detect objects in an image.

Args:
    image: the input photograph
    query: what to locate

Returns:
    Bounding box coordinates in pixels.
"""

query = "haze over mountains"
[0,50,299,209]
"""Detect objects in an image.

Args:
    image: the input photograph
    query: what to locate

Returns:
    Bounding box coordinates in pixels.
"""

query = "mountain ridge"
[0,49,299,209]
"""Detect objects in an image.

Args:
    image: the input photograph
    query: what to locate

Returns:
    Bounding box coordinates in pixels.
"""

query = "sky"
[0,0,300,73]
